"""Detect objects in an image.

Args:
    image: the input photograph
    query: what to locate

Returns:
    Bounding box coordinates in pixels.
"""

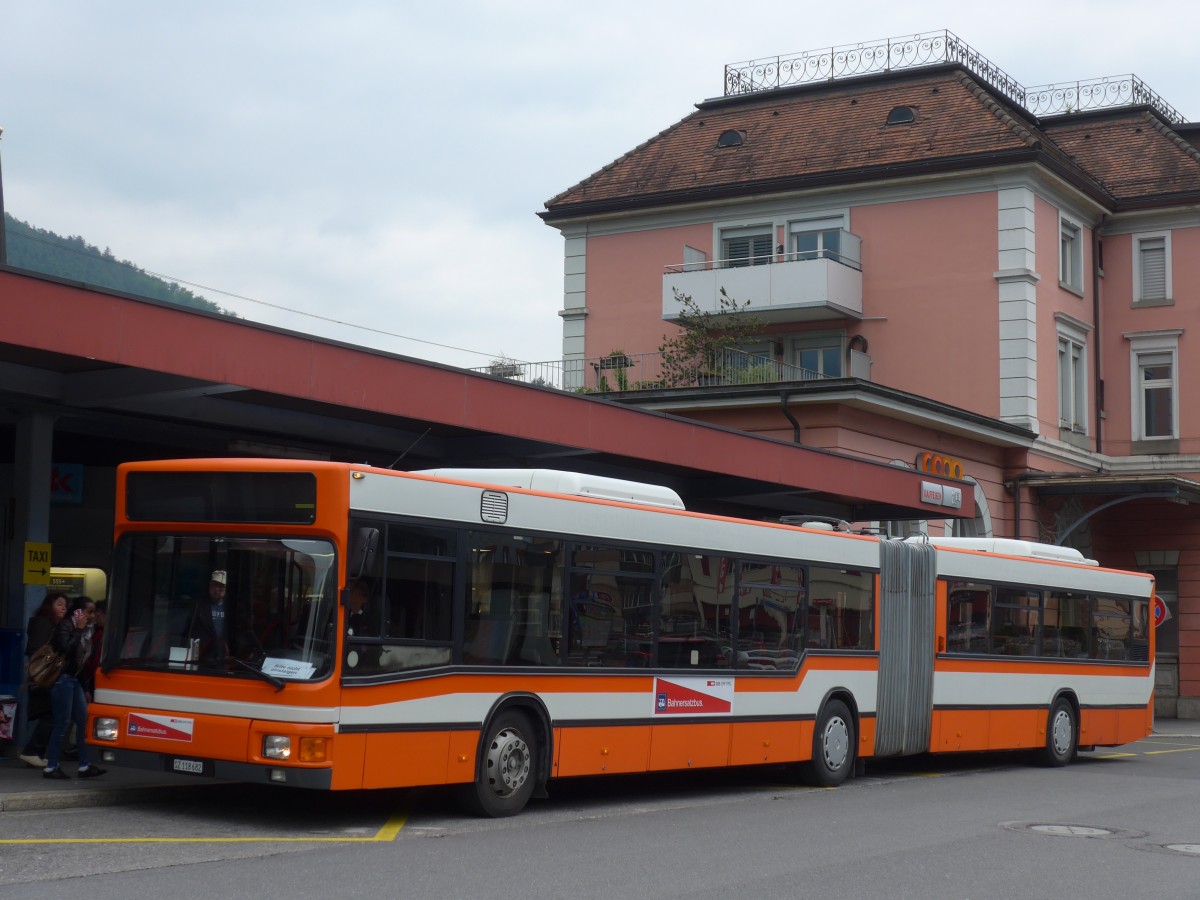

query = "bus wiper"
[229,656,286,691]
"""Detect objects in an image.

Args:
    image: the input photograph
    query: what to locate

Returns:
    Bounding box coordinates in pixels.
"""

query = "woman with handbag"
[43,598,106,780]
[18,593,67,768]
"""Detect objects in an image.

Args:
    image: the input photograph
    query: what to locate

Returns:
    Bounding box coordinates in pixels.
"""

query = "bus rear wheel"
[1035,697,1077,767]
[459,710,537,817]
[802,699,855,787]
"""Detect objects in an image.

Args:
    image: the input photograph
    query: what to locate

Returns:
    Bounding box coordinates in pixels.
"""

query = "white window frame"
[1132,231,1172,304]
[1055,314,1091,433]
[1125,330,1182,441]
[788,215,845,262]
[791,332,844,378]
[1058,214,1084,295]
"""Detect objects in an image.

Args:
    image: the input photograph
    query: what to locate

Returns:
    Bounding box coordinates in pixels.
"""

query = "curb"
[0,784,185,812]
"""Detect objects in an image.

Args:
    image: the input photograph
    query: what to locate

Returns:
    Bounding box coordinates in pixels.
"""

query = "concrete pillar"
[7,411,55,628]
[4,411,54,748]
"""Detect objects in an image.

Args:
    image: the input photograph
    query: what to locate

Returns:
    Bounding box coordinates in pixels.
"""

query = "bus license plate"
[170,757,210,776]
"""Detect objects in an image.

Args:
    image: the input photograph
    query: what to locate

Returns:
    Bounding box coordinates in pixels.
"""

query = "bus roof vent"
[413,468,686,510]
[909,537,1097,566]
[779,514,850,532]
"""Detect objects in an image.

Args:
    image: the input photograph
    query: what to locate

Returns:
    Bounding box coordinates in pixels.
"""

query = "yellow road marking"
[1139,739,1199,746]
[1143,746,1200,756]
[0,812,408,846]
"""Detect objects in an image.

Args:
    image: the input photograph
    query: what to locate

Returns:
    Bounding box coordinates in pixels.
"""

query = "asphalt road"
[3,734,1200,899]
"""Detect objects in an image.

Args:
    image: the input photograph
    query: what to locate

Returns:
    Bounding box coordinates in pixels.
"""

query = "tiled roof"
[542,64,1200,218]
[1042,111,1200,203]
[544,67,1044,215]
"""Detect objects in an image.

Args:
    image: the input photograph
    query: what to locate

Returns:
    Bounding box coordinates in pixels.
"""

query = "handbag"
[26,642,67,690]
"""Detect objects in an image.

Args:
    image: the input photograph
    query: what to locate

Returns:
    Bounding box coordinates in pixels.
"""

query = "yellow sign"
[23,542,52,585]
[915,451,964,480]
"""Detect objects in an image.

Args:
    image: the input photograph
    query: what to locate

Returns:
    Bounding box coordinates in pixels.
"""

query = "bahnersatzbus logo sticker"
[127,713,195,742]
[653,677,733,715]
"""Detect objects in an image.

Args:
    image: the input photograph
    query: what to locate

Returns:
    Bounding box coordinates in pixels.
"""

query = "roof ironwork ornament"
[1024,75,1184,124]
[724,30,1184,125]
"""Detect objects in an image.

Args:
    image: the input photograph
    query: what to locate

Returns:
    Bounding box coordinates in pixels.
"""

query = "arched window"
[885,106,917,125]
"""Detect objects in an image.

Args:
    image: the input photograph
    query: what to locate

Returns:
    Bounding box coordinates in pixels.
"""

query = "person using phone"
[42,598,106,780]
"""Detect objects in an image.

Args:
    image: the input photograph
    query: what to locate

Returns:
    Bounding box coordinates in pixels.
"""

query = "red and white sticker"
[653,677,733,715]
[127,713,194,742]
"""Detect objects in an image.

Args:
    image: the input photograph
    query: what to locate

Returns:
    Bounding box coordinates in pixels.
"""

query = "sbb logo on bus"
[916,452,964,480]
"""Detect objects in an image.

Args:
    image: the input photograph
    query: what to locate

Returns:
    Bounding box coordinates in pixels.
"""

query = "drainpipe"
[1005,473,1033,541]
[780,391,801,444]
[1092,215,1107,453]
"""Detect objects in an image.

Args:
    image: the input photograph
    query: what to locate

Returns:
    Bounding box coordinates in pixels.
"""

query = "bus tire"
[459,710,537,817]
[803,699,855,787]
[1036,697,1077,767]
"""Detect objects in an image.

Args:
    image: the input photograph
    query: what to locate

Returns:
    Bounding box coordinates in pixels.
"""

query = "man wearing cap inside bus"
[190,569,231,662]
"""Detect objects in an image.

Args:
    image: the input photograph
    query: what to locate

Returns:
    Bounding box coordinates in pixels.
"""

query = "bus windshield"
[108,533,338,683]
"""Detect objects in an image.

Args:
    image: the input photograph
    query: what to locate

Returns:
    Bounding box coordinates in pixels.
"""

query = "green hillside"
[3,213,232,315]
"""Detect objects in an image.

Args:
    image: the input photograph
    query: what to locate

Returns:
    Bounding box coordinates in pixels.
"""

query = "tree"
[657,287,761,387]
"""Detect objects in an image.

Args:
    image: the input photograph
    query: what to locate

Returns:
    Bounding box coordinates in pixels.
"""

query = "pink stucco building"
[538,32,1200,718]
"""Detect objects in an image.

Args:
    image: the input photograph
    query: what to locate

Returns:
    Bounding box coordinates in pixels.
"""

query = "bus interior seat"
[463,615,516,664]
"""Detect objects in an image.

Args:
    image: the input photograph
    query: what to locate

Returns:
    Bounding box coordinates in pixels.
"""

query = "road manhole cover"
[1001,822,1145,840]
[1032,825,1113,837]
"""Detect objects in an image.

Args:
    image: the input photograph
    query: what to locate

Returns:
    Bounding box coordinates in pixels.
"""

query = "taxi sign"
[23,542,52,585]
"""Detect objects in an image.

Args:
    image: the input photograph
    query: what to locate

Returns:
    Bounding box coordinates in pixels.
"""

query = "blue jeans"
[47,673,90,769]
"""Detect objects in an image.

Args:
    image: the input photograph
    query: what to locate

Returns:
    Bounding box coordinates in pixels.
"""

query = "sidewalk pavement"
[3,718,1199,812]
[0,748,219,812]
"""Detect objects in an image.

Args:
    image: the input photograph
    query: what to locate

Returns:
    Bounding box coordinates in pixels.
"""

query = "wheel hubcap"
[822,716,849,770]
[486,727,530,797]
[1051,710,1072,755]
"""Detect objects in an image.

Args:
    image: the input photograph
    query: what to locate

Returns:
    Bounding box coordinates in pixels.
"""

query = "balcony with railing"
[473,347,830,393]
[663,236,863,325]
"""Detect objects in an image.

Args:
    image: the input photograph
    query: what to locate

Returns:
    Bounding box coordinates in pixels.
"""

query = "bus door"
[874,540,936,757]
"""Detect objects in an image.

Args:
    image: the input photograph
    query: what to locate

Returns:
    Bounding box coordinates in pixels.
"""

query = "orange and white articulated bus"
[89,459,1155,816]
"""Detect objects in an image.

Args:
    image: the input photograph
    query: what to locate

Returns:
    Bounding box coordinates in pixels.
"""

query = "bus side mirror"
[348,527,379,580]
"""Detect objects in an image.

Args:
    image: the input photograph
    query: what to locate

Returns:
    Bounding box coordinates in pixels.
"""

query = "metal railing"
[1024,75,1184,124]
[472,348,829,393]
[725,31,1024,105]
[664,244,863,275]
[723,30,1186,124]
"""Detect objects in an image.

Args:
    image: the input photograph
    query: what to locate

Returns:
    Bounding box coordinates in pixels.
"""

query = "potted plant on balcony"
[487,355,524,379]
[593,349,632,391]
[658,287,761,388]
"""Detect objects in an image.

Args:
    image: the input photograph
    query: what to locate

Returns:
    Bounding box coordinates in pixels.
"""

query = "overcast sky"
[4,1,1198,370]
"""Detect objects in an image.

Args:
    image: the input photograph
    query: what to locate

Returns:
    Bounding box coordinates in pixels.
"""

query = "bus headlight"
[263,735,292,760]
[93,717,119,742]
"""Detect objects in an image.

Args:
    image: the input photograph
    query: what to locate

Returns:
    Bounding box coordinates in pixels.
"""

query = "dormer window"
[716,129,745,148]
[885,106,917,125]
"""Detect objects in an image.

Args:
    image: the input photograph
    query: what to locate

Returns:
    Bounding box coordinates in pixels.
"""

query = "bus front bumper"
[92,745,334,790]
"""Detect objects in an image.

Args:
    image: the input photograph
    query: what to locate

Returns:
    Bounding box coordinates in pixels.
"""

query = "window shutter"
[723,233,772,266]
[1140,239,1166,300]
[725,236,751,262]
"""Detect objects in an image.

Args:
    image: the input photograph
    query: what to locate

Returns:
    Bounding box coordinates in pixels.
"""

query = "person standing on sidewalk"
[18,593,66,769]
[43,598,106,780]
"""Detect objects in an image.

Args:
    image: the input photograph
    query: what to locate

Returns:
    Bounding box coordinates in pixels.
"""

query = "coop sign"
[916,451,964,480]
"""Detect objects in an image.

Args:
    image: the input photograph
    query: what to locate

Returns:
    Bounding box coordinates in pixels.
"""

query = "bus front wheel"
[460,710,537,817]
[803,699,855,787]
[1036,697,1077,767]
